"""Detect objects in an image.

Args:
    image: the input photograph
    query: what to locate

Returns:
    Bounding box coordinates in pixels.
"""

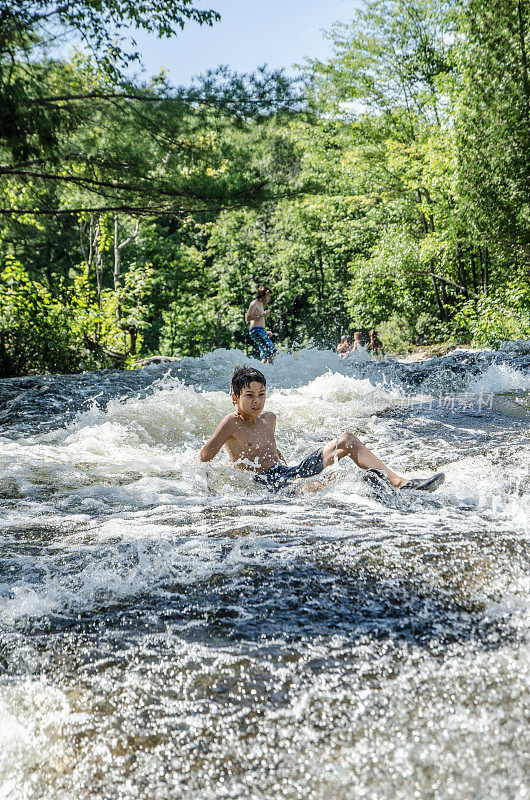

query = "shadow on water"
[0,369,168,436]
[154,563,520,651]
[1,560,522,680]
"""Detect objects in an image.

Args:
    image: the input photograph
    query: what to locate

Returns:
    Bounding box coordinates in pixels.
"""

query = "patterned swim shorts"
[249,326,277,360]
[254,448,325,492]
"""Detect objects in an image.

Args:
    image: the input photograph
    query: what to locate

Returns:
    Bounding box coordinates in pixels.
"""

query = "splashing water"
[0,346,529,800]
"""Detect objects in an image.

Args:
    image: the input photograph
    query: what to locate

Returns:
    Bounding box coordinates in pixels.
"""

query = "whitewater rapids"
[0,345,529,800]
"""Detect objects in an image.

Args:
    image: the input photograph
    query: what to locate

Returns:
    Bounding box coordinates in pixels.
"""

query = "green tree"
[1,1,305,217]
[456,0,530,258]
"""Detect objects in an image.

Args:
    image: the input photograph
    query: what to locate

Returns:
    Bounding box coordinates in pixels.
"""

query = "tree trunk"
[114,215,122,324]
[113,215,141,353]
[418,190,446,321]
[456,239,469,299]
[478,245,485,292]
[95,234,102,310]
[430,272,482,300]
[469,250,479,296]
[84,214,94,305]
[317,248,325,301]
[91,220,103,342]
[517,0,530,126]
[483,246,490,295]
[429,260,446,321]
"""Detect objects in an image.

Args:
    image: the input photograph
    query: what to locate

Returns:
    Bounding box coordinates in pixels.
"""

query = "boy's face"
[233,381,266,419]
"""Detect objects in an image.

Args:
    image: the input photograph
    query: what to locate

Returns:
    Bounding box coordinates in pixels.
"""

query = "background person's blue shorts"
[249,326,277,360]
[254,448,325,492]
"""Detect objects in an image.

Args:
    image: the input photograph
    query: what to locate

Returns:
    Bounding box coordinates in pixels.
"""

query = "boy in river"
[200,365,445,493]
[245,286,277,364]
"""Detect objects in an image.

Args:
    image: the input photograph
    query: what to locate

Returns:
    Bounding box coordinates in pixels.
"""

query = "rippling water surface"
[1,345,529,800]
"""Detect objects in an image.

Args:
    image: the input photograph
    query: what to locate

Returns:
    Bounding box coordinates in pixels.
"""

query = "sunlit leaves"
[455,0,530,250]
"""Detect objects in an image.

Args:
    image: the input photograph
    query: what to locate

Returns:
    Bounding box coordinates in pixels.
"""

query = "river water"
[0,345,529,800]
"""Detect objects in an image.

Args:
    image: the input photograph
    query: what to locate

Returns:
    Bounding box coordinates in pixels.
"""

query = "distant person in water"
[245,286,277,364]
[367,329,385,358]
[200,365,445,494]
[336,335,351,357]
[351,331,366,351]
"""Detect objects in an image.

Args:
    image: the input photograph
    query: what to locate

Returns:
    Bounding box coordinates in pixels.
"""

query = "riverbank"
[129,342,470,370]
[398,341,467,362]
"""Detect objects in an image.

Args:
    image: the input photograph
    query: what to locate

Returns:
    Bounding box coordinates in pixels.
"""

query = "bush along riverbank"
[1,250,529,378]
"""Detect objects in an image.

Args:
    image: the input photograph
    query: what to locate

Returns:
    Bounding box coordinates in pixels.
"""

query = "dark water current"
[0,344,529,799]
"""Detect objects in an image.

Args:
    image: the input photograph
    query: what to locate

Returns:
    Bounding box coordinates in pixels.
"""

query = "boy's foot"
[400,472,445,492]
[363,468,395,496]
[364,469,445,494]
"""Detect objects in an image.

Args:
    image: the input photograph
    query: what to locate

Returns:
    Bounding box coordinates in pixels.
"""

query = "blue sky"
[128,0,361,85]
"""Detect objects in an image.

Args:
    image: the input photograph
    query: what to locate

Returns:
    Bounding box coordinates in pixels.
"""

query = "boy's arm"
[268,412,285,463]
[200,416,237,462]
[245,301,257,323]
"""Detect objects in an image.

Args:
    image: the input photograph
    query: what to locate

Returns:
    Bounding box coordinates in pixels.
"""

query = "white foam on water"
[0,682,75,799]
[499,339,530,353]
[168,346,379,392]
[0,345,529,799]
[466,363,530,393]
[0,367,407,515]
[1,451,527,628]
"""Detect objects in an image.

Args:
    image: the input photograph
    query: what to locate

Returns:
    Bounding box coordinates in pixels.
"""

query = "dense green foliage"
[1,0,529,377]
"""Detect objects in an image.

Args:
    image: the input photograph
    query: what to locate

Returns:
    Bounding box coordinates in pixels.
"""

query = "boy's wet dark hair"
[231,365,266,397]
[256,285,271,301]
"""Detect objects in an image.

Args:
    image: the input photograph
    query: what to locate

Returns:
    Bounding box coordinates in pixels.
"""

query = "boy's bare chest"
[235,420,274,449]
[225,417,276,461]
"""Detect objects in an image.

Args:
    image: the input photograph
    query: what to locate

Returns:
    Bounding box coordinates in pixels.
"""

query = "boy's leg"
[322,432,407,488]
[252,328,276,363]
[257,339,269,363]
[263,332,277,364]
[249,329,261,361]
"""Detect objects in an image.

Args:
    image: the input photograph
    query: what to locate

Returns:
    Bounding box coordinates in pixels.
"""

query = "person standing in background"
[367,329,385,358]
[336,335,351,356]
[245,286,278,364]
[351,331,366,351]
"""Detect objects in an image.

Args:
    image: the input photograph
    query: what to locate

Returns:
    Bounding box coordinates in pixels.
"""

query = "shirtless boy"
[200,365,445,493]
[245,286,277,364]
